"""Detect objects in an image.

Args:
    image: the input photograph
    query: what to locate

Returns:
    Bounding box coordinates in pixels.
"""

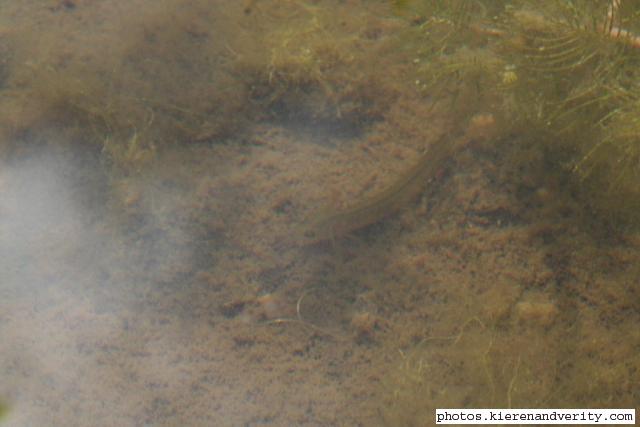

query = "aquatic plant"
[0,0,251,171]
[0,399,8,421]
[394,0,640,225]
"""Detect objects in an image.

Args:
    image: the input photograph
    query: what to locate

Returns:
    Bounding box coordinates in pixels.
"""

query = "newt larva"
[298,131,468,245]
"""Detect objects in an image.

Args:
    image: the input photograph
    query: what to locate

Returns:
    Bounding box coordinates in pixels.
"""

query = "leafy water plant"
[395,0,640,225]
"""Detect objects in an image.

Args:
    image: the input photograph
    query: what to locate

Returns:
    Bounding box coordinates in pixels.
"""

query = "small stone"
[515,300,558,327]
[350,312,378,340]
[255,293,289,321]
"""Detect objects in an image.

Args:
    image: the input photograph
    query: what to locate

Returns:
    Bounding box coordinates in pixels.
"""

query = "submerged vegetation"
[1,0,250,172]
[395,0,640,224]
[0,400,8,420]
[0,0,638,223]
[0,0,635,226]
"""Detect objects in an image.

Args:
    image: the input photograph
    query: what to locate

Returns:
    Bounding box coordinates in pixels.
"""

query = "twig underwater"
[266,292,347,341]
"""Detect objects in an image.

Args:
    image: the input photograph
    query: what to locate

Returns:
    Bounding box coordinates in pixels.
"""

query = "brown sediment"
[299,131,469,245]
